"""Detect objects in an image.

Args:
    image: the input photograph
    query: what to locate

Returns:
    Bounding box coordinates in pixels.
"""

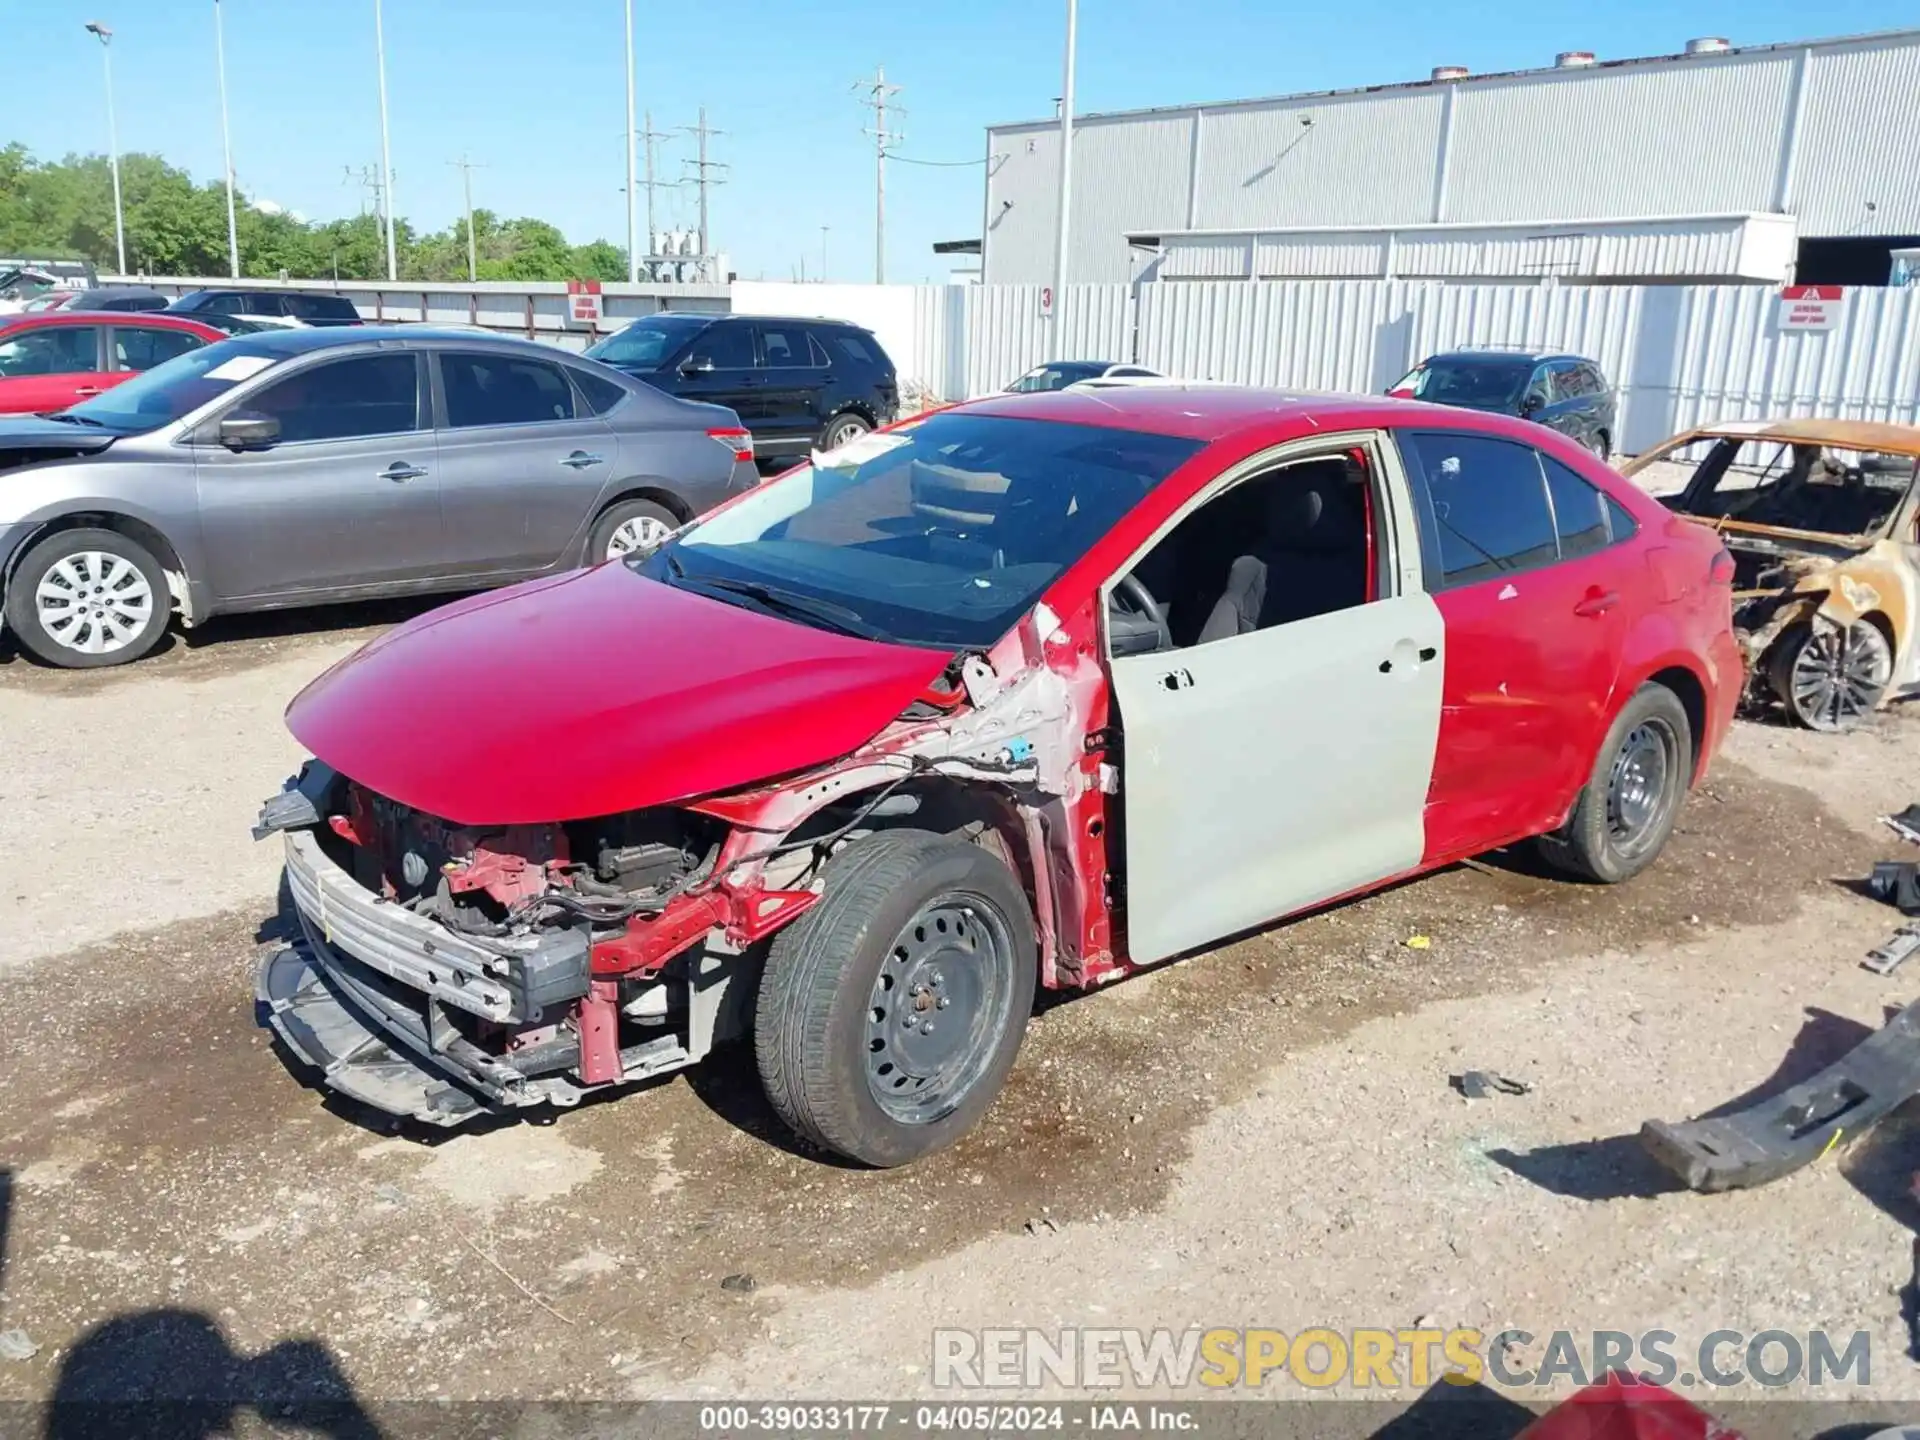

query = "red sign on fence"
[1777,284,1845,331]
[567,279,603,325]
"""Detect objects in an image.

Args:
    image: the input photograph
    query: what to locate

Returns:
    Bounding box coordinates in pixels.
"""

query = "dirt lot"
[4,615,1920,1429]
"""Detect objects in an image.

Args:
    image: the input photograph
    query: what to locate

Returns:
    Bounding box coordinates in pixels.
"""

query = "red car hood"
[286,564,953,824]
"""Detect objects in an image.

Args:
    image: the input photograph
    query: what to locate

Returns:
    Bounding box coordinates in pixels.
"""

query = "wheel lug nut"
[931,971,944,986]
[922,1023,935,1034]
[936,996,949,1009]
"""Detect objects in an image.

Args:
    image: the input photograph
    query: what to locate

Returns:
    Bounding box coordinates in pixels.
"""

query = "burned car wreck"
[1626,418,1920,731]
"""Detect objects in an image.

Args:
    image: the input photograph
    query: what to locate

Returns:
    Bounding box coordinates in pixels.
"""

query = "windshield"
[585,317,709,371]
[639,412,1201,649]
[58,339,281,432]
[1008,363,1100,393]
[1676,437,1917,535]
[1395,358,1533,409]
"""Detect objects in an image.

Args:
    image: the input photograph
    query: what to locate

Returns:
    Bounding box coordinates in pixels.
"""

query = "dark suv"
[1390,349,1617,460]
[586,313,898,461]
[169,289,364,327]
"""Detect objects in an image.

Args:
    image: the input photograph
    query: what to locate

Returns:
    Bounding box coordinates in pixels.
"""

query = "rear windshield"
[642,412,1200,649]
[1395,358,1532,409]
[585,316,711,371]
[58,339,279,432]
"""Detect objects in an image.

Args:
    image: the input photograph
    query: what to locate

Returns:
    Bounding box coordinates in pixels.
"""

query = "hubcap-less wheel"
[34,551,155,656]
[1780,620,1892,732]
[605,514,670,560]
[1605,717,1679,861]
[865,895,1018,1125]
[823,415,869,451]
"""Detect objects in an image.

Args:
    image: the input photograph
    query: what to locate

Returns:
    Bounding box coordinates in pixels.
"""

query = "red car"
[0,311,225,415]
[257,386,1742,1165]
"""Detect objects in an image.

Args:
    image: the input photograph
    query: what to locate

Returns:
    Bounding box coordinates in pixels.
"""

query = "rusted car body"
[1623,418,1920,731]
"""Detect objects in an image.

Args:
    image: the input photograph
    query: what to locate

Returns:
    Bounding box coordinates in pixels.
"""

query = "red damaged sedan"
[255,386,1741,1166]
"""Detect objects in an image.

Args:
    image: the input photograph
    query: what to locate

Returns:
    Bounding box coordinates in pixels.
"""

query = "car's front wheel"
[1537,683,1692,883]
[1767,618,1892,732]
[5,527,171,668]
[755,828,1036,1167]
[819,410,872,452]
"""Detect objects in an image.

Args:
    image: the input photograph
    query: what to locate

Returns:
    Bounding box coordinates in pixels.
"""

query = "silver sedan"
[0,326,758,666]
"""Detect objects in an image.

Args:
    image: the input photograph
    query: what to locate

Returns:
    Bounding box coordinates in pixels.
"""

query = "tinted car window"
[687,322,755,370]
[0,326,98,376]
[1606,495,1639,542]
[1401,431,1558,589]
[442,352,576,427]
[759,327,818,369]
[202,293,243,315]
[242,354,421,443]
[829,332,877,366]
[114,325,205,372]
[1548,362,1583,402]
[585,316,709,371]
[243,293,288,317]
[1542,455,1611,559]
[571,367,630,416]
[282,294,358,322]
[1396,357,1532,409]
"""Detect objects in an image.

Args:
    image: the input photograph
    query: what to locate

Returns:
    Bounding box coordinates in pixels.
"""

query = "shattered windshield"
[640,412,1200,649]
[1678,438,1917,536]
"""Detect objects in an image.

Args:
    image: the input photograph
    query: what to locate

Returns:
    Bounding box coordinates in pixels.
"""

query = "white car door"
[1107,435,1444,965]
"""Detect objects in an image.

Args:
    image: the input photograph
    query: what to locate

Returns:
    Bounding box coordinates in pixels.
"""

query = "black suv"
[169,289,364,327]
[586,313,898,460]
[1390,349,1617,460]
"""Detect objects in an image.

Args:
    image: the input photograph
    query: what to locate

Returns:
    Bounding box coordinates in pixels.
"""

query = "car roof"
[649,311,877,335]
[197,324,592,357]
[959,383,1552,446]
[1427,348,1594,365]
[0,310,217,333]
[1679,417,1920,456]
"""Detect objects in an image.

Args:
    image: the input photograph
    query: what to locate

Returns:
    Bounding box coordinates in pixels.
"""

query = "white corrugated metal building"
[978,28,1920,287]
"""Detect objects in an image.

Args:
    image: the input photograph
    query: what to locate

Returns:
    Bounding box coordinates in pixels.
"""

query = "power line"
[640,110,677,251]
[889,154,985,168]
[679,107,728,260]
[447,155,489,282]
[853,65,904,283]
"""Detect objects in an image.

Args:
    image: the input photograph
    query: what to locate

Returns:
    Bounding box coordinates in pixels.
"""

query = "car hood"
[0,415,118,459]
[285,563,955,825]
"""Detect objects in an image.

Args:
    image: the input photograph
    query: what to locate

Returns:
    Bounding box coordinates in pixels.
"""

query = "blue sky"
[3,0,1913,281]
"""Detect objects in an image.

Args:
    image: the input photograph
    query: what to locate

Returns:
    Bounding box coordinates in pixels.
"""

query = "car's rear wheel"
[1538,683,1692,884]
[1767,619,1891,732]
[754,828,1035,1167]
[5,527,170,668]
[589,498,679,562]
[1590,430,1612,462]
[819,410,872,452]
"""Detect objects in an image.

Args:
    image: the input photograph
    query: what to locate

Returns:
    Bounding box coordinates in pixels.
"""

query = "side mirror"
[680,355,715,376]
[219,412,281,451]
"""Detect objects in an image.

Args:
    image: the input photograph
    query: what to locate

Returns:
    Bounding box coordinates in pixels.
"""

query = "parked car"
[178,310,307,337]
[1390,349,1617,459]
[1006,360,1162,392]
[0,257,96,314]
[254,384,1740,1165]
[585,313,898,463]
[0,327,757,667]
[169,288,364,327]
[0,311,225,415]
[21,291,82,313]
[65,285,171,314]
[1624,417,1920,731]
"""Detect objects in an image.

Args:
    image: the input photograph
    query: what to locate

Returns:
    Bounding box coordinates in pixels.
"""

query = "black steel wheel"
[1768,619,1892,733]
[755,828,1035,1167]
[1538,682,1692,884]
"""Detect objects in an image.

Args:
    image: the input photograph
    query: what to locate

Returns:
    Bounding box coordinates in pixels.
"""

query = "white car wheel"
[606,514,672,560]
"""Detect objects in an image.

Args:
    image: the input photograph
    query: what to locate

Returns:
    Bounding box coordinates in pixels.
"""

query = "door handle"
[560,451,604,469]
[1379,644,1439,674]
[1573,589,1620,618]
[381,462,428,483]
[1158,668,1195,692]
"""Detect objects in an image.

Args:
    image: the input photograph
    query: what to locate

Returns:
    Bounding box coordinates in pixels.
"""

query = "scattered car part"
[1883,802,1920,846]
[1640,995,1920,1190]
[1864,924,1920,977]
[1452,1070,1531,1099]
[1868,860,1920,914]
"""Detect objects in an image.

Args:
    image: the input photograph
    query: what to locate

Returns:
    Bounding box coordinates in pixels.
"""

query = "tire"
[819,410,872,452]
[1537,683,1692,884]
[755,828,1037,1167]
[1590,430,1612,463]
[4,527,170,668]
[1766,619,1892,733]
[588,498,679,563]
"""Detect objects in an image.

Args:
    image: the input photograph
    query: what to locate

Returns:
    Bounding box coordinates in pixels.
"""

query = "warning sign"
[567,279,603,325]
[1777,285,1845,332]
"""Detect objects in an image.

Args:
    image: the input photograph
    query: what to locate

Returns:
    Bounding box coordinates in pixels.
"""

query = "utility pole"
[373,0,398,281]
[680,108,728,266]
[84,22,126,275]
[821,225,830,283]
[448,155,487,281]
[854,66,903,283]
[1052,0,1078,342]
[640,110,674,262]
[214,0,240,278]
[622,0,638,283]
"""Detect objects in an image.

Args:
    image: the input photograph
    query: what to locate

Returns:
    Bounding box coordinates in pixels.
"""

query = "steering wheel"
[1114,573,1173,653]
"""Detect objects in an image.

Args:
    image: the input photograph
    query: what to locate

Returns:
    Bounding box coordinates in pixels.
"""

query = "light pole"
[373,0,398,282]
[214,0,239,277]
[1051,0,1077,345]
[821,225,829,282]
[623,0,638,284]
[84,21,127,276]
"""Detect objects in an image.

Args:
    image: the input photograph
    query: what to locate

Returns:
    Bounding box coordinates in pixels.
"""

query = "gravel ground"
[2,612,1920,1433]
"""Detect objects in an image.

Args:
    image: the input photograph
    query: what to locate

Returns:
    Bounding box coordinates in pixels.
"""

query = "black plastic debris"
[1869,861,1920,914]
[1642,995,1920,1191]
[719,1273,756,1293]
[1451,1070,1532,1100]
[1883,804,1920,847]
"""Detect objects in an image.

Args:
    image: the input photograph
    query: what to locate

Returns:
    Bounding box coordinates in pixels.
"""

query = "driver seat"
[1194,461,1367,644]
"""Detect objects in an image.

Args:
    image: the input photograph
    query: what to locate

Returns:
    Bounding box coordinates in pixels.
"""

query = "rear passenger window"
[442,352,576,427]
[759,327,818,368]
[1401,432,1558,590]
[571,367,629,415]
[830,332,876,365]
[1606,495,1639,542]
[1543,456,1611,560]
